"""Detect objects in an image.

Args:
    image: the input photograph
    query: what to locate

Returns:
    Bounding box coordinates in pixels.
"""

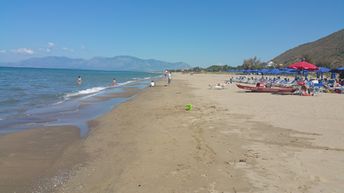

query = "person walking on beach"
[167,72,172,85]
[77,76,82,85]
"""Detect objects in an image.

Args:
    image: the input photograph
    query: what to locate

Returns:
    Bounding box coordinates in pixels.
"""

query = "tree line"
[171,55,337,73]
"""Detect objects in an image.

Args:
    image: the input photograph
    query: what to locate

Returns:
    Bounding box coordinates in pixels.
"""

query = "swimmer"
[112,78,117,86]
[77,76,82,85]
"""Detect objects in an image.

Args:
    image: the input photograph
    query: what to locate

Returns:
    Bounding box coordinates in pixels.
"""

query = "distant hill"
[0,55,190,72]
[272,29,344,68]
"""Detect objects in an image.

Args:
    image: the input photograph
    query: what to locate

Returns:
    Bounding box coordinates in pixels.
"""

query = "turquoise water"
[0,67,159,136]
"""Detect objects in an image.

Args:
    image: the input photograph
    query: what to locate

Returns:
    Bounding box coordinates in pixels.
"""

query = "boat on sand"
[236,83,296,93]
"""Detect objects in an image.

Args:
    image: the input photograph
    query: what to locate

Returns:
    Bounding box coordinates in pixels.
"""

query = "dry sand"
[1,73,343,193]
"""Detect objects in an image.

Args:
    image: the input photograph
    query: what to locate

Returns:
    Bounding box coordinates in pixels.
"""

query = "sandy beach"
[1,73,344,193]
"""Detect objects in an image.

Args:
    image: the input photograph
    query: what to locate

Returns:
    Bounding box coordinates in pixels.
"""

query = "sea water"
[0,67,159,136]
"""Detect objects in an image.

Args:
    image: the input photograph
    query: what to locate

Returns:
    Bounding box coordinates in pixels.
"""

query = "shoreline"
[0,83,149,136]
[0,81,154,193]
[0,68,159,136]
[1,73,343,193]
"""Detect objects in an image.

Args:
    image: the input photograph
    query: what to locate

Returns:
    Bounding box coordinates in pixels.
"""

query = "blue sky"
[0,0,343,66]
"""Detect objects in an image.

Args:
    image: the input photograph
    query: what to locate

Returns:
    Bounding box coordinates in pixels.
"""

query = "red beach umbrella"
[287,61,319,71]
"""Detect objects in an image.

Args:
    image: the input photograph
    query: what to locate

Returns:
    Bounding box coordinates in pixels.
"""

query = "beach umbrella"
[288,61,319,71]
[250,69,259,74]
[329,67,344,79]
[334,67,344,79]
[317,67,330,73]
[269,68,281,75]
[281,68,297,74]
[260,69,269,74]
[288,61,318,81]
[243,69,257,74]
[330,67,344,73]
[337,67,344,71]
[316,67,330,79]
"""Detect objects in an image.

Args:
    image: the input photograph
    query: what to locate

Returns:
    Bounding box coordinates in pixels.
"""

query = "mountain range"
[273,29,344,68]
[2,29,343,71]
[0,55,190,72]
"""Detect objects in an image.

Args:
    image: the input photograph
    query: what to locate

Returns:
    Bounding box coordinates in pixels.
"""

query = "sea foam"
[65,87,108,98]
[64,80,136,99]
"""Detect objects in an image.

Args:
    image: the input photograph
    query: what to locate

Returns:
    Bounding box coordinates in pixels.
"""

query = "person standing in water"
[77,76,82,85]
[112,78,117,86]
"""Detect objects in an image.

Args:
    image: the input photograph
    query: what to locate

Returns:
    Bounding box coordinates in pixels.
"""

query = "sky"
[0,0,343,67]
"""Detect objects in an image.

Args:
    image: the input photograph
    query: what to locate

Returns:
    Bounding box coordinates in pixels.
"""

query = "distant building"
[267,61,275,67]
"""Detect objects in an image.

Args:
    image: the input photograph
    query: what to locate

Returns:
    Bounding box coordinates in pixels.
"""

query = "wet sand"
[0,89,141,193]
[94,87,141,100]
[1,73,344,193]
[0,126,85,193]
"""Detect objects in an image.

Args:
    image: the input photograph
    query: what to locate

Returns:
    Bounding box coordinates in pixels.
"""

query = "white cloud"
[12,48,34,55]
[45,42,56,53]
[80,45,86,49]
[48,42,55,48]
[0,49,6,54]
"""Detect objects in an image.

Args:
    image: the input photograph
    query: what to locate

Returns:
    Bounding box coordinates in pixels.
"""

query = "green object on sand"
[185,104,193,111]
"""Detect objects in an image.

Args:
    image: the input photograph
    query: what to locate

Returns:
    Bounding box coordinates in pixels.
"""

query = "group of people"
[76,76,117,86]
[150,70,172,87]
[76,70,173,88]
